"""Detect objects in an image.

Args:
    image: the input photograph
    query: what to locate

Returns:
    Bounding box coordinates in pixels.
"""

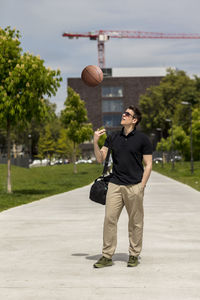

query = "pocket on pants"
[138,182,144,194]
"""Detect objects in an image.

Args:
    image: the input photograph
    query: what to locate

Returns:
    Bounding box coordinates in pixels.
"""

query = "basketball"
[81,65,103,87]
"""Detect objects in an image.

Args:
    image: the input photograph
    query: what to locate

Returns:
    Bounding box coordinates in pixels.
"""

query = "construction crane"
[62,30,200,69]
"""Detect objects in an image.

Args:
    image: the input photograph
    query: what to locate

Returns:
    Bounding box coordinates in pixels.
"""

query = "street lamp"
[165,119,174,170]
[181,101,194,174]
[156,127,164,168]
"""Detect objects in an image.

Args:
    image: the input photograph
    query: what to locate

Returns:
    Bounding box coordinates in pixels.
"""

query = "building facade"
[68,67,168,131]
[67,67,169,158]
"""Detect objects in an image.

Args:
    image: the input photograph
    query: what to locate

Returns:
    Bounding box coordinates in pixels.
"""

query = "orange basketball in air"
[81,65,103,87]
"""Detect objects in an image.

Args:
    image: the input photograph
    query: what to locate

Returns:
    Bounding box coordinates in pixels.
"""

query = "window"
[102,68,112,77]
[102,86,123,97]
[103,114,121,127]
[102,100,123,113]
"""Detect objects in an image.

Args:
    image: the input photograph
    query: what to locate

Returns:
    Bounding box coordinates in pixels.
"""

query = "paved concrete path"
[0,171,199,300]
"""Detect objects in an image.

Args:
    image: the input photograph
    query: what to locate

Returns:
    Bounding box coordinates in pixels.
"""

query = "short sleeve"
[104,132,117,149]
[141,134,153,155]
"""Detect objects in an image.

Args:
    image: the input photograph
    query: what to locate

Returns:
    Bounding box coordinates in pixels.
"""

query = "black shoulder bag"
[89,147,112,205]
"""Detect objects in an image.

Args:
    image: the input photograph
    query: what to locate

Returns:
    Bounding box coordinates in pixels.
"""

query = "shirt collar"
[120,127,136,137]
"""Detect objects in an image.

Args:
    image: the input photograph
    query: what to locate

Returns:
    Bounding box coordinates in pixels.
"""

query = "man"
[93,106,152,268]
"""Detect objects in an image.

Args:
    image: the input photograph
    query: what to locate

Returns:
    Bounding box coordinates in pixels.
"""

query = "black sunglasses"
[122,111,135,118]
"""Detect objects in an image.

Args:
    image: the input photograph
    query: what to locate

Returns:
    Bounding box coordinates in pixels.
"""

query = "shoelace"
[130,256,137,261]
[100,256,109,263]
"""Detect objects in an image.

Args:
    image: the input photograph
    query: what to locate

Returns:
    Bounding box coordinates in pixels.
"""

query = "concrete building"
[67,67,171,158]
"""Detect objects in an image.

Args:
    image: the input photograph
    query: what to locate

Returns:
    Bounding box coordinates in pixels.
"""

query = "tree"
[61,87,93,173]
[139,69,197,134]
[27,99,58,158]
[56,128,80,162]
[156,125,190,160]
[0,26,62,192]
[1,99,58,161]
[56,128,69,161]
[37,124,56,162]
[192,108,200,160]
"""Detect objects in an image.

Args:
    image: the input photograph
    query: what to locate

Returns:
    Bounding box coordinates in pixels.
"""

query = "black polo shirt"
[104,128,152,185]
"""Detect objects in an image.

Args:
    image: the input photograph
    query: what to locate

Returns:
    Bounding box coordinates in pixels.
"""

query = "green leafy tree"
[192,108,200,160]
[139,69,197,134]
[56,128,80,162]
[0,26,62,192]
[61,87,93,173]
[56,128,69,161]
[2,99,58,160]
[37,125,56,162]
[157,107,200,161]
[156,125,190,160]
[173,79,200,130]
[27,99,58,158]
[173,105,200,161]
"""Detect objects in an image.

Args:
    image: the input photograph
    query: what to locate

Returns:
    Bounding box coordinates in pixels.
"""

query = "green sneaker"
[93,256,113,268]
[127,255,139,267]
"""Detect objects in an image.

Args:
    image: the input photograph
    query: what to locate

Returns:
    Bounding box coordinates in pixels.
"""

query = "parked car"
[171,155,182,162]
[29,159,49,168]
[54,159,69,165]
[153,157,163,164]
[50,159,70,166]
[75,159,92,164]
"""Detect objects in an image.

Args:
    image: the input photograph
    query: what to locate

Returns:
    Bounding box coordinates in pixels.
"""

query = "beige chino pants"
[102,182,144,259]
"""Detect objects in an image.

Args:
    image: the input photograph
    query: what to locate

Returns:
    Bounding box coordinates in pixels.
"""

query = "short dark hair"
[128,106,142,126]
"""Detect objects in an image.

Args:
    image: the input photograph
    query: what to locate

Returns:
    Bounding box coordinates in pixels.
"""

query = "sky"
[1,0,200,113]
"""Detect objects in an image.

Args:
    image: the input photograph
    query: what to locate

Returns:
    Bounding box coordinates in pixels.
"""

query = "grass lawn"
[0,160,199,212]
[153,161,200,192]
[0,163,102,212]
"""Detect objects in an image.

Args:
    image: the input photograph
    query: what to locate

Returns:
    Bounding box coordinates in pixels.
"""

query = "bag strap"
[102,131,119,176]
[102,147,111,176]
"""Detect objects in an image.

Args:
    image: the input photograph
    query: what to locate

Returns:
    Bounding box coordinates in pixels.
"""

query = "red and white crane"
[62,30,200,68]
